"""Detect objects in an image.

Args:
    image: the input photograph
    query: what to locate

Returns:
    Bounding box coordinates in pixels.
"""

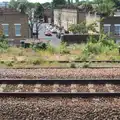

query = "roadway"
[38,23,61,47]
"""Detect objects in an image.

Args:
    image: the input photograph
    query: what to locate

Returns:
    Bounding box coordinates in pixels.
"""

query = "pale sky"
[0,0,52,3]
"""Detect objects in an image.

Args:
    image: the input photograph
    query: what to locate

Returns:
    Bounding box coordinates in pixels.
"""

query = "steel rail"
[0,79,120,84]
[0,92,120,97]
[46,60,120,63]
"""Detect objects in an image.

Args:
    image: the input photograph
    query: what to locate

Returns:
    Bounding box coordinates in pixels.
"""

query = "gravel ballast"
[0,68,120,119]
[0,68,120,79]
[0,97,120,120]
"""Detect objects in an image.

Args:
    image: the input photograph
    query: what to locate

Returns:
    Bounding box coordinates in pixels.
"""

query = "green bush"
[6,61,13,67]
[0,61,4,64]
[0,35,9,52]
[82,62,90,68]
[32,58,44,65]
[31,42,47,51]
[70,63,76,68]
[47,43,57,53]
[59,42,70,54]
[81,33,118,60]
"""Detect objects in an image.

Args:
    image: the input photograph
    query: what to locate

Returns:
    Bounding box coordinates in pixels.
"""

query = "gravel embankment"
[0,68,120,79]
[0,97,120,120]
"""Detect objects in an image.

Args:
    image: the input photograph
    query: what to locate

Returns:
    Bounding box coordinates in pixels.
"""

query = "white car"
[46,25,52,30]
[51,28,57,33]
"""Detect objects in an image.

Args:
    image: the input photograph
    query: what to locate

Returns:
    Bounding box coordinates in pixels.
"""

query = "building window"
[2,24,9,36]
[114,24,120,36]
[14,24,21,36]
[103,24,111,34]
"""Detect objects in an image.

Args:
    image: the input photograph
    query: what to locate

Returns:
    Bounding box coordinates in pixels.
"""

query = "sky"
[0,0,52,3]
[0,0,80,3]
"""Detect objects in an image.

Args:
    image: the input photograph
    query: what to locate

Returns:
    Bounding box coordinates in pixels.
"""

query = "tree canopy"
[68,21,98,34]
[53,0,66,7]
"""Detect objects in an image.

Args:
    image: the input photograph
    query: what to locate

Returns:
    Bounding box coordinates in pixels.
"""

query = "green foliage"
[70,63,76,68]
[0,35,9,52]
[68,21,87,34]
[82,62,90,68]
[6,61,13,67]
[68,21,98,34]
[47,43,57,54]
[81,32,118,61]
[53,0,66,7]
[32,59,43,65]
[93,0,117,16]
[34,3,44,19]
[46,42,70,54]
[9,0,19,9]
[59,42,70,54]
[31,42,47,51]
[31,42,69,55]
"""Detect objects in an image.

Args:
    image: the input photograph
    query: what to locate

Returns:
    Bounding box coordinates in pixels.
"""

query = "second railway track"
[0,79,120,97]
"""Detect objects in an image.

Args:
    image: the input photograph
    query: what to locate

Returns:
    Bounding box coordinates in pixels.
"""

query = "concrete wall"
[54,9,62,27]
[78,11,86,24]
[61,9,77,30]
[0,13,29,40]
[85,12,101,34]
[61,34,99,44]
[54,8,86,30]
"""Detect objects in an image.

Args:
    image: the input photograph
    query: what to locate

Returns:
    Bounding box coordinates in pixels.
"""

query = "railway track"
[46,60,120,63]
[0,79,120,97]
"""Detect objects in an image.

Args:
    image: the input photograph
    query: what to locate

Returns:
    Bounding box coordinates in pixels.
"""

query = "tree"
[68,21,87,34]
[93,0,117,16]
[67,0,71,4]
[42,2,51,9]
[17,2,28,13]
[53,0,66,7]
[113,0,120,8]
[9,0,43,39]
[9,0,18,8]
[68,21,98,34]
[34,3,44,19]
[79,0,93,12]
[75,0,79,3]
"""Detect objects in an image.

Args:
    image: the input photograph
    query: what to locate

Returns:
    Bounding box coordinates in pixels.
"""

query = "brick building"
[86,12,120,43]
[43,8,52,23]
[0,8,29,42]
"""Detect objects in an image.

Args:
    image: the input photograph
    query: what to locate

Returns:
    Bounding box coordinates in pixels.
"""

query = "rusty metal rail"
[0,79,120,97]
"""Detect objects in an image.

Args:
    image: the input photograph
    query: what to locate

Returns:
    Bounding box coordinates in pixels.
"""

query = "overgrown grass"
[76,33,119,61]
[0,34,120,68]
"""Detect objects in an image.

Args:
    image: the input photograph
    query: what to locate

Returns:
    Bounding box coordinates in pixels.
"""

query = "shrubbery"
[0,35,9,52]
[59,42,70,54]
[80,33,118,61]
[31,42,47,51]
[31,41,70,54]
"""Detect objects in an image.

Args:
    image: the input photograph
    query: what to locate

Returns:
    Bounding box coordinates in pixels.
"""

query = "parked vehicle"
[46,25,53,31]
[51,28,57,33]
[45,31,52,36]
